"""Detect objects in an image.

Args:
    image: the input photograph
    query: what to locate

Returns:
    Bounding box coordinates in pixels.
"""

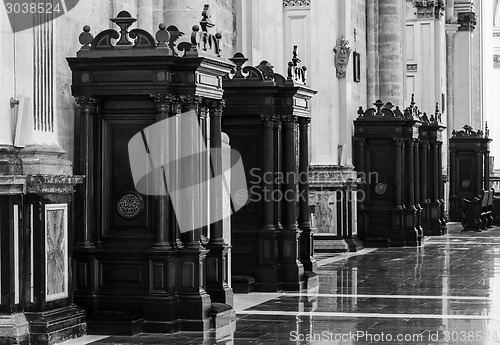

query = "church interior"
[2,0,500,344]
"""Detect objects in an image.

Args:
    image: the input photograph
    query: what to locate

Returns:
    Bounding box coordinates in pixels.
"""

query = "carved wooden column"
[181,96,203,248]
[298,117,316,273]
[391,138,405,245]
[404,138,419,242]
[206,99,233,305]
[449,145,459,220]
[151,94,173,249]
[437,141,447,230]
[414,139,423,235]
[170,98,184,249]
[274,116,283,232]
[255,114,280,290]
[484,144,491,190]
[354,137,367,238]
[176,96,211,330]
[75,96,97,249]
[406,139,416,208]
[428,139,443,234]
[420,140,430,232]
[280,114,304,290]
[394,138,404,209]
[199,101,209,243]
[261,115,276,231]
[141,94,179,333]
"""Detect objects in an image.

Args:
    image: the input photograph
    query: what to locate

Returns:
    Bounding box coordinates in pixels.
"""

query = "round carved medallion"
[374,183,387,195]
[461,179,471,189]
[117,192,144,219]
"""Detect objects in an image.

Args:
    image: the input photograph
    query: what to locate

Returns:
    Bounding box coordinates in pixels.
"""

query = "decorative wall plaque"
[333,35,351,79]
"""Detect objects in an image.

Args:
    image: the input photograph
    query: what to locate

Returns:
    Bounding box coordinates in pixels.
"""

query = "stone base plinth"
[0,314,30,345]
[314,236,349,253]
[25,305,86,345]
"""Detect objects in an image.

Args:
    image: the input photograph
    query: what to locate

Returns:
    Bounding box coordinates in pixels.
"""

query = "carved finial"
[110,11,137,46]
[166,25,184,53]
[486,121,490,138]
[292,46,301,66]
[79,25,93,49]
[181,5,222,57]
[433,102,442,124]
[287,46,307,84]
[411,94,415,107]
[394,106,404,118]
[256,60,275,80]
[373,100,384,115]
[357,106,364,117]
[421,112,429,124]
[229,52,249,79]
[200,4,214,32]
[156,23,170,48]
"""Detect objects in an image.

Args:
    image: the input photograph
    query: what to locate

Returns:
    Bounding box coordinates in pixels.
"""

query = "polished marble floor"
[62,223,500,344]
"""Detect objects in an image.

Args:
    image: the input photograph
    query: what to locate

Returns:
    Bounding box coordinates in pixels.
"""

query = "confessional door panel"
[99,115,156,243]
[457,154,475,198]
[366,144,394,206]
[223,127,263,224]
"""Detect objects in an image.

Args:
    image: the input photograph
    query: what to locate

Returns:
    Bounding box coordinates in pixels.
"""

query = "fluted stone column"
[378,0,405,106]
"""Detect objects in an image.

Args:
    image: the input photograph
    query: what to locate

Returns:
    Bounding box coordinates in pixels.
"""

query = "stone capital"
[457,11,476,31]
[412,0,446,19]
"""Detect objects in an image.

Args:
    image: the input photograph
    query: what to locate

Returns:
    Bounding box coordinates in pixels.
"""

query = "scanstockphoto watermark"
[3,0,80,33]
[247,168,379,203]
[290,330,428,343]
[128,110,248,234]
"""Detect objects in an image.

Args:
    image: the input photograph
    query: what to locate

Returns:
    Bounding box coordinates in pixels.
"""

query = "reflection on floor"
[60,222,500,344]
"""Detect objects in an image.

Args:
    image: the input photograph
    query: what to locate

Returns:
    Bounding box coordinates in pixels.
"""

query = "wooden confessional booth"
[449,125,491,221]
[68,9,234,333]
[222,52,318,292]
[354,100,422,247]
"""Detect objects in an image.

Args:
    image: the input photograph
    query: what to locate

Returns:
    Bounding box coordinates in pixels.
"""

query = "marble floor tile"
[61,223,500,344]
